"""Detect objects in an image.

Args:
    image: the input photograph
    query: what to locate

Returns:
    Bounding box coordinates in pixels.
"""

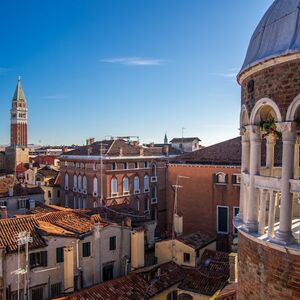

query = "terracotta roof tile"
[0,216,46,252]
[176,231,216,249]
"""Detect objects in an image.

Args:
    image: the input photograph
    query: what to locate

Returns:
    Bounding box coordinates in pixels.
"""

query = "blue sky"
[0,0,273,146]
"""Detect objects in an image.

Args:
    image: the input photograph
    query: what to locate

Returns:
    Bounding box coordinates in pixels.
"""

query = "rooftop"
[177,231,216,250]
[170,137,201,143]
[57,251,229,299]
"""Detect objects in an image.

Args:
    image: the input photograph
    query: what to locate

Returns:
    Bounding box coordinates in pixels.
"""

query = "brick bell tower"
[10,76,28,147]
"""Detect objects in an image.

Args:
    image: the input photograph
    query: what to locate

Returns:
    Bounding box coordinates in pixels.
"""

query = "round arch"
[249,98,282,124]
[286,93,300,121]
[240,104,250,127]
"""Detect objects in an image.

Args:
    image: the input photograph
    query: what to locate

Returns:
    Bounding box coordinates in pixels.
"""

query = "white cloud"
[213,67,239,78]
[43,94,68,100]
[100,57,164,66]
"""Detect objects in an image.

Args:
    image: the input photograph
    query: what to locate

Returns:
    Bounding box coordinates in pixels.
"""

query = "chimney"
[173,213,183,236]
[124,217,132,228]
[62,146,68,153]
[87,146,92,156]
[229,253,238,283]
[163,145,169,156]
[8,186,13,197]
[119,147,124,156]
[140,148,144,156]
[131,228,145,270]
[133,141,139,147]
[0,206,8,219]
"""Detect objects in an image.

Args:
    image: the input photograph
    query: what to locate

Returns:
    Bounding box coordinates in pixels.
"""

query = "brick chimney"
[124,217,132,227]
[62,146,68,153]
[0,206,8,219]
[229,252,238,283]
[8,186,14,197]
[140,148,144,156]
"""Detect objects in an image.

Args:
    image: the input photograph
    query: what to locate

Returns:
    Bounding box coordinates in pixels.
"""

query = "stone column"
[275,122,296,244]
[266,134,276,176]
[258,189,267,234]
[268,190,276,238]
[237,128,250,223]
[245,125,261,232]
[294,135,300,179]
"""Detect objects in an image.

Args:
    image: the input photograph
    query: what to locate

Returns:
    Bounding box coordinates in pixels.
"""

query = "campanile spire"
[10,76,28,147]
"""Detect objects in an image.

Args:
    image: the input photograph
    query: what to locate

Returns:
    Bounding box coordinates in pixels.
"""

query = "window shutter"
[17,200,20,209]
[26,199,30,209]
[232,175,236,185]
[41,251,48,266]
[29,253,34,267]
[225,174,229,184]
[212,174,217,183]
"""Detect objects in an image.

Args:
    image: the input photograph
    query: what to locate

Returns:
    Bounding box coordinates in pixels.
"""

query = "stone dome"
[240,0,300,74]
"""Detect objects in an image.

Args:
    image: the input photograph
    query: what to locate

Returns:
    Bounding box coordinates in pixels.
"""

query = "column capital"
[240,125,250,140]
[277,122,296,141]
[265,133,277,144]
[248,125,261,141]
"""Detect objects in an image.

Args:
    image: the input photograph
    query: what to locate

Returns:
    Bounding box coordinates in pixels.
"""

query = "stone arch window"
[83,176,87,193]
[144,175,150,192]
[93,177,98,196]
[151,163,157,177]
[144,197,149,213]
[123,177,129,194]
[78,175,82,191]
[111,178,118,197]
[65,173,69,190]
[73,174,78,190]
[151,186,157,203]
[134,176,140,193]
[133,197,139,211]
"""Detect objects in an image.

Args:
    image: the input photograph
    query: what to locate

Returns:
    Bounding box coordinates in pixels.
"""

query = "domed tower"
[235,1,300,298]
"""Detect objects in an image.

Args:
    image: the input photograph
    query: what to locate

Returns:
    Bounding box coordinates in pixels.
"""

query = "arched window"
[78,175,82,191]
[133,197,139,211]
[93,177,98,196]
[78,197,82,208]
[215,172,227,184]
[83,176,87,192]
[134,176,140,193]
[151,186,157,203]
[73,175,78,190]
[144,197,149,213]
[65,173,69,190]
[123,177,129,194]
[111,178,118,196]
[144,175,149,192]
[83,198,87,209]
[151,164,156,177]
[73,196,77,209]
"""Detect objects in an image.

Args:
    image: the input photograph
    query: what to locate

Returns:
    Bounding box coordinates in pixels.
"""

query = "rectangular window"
[29,251,47,269]
[56,247,64,263]
[51,282,62,298]
[167,291,178,300]
[109,236,116,251]
[233,207,239,235]
[217,206,229,234]
[57,190,60,198]
[183,252,190,263]
[82,242,91,257]
[144,161,148,168]
[232,174,241,185]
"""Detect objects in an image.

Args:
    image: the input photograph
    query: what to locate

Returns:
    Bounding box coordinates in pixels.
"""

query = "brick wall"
[241,59,300,120]
[238,232,300,300]
[167,164,240,250]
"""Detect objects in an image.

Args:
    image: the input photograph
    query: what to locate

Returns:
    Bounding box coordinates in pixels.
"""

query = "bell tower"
[10,76,28,147]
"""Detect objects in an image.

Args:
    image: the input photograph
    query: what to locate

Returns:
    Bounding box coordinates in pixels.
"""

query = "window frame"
[82,242,91,258]
[111,178,118,197]
[217,205,229,234]
[233,206,239,235]
[232,173,241,186]
[183,252,190,263]
[56,247,64,264]
[109,236,116,251]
